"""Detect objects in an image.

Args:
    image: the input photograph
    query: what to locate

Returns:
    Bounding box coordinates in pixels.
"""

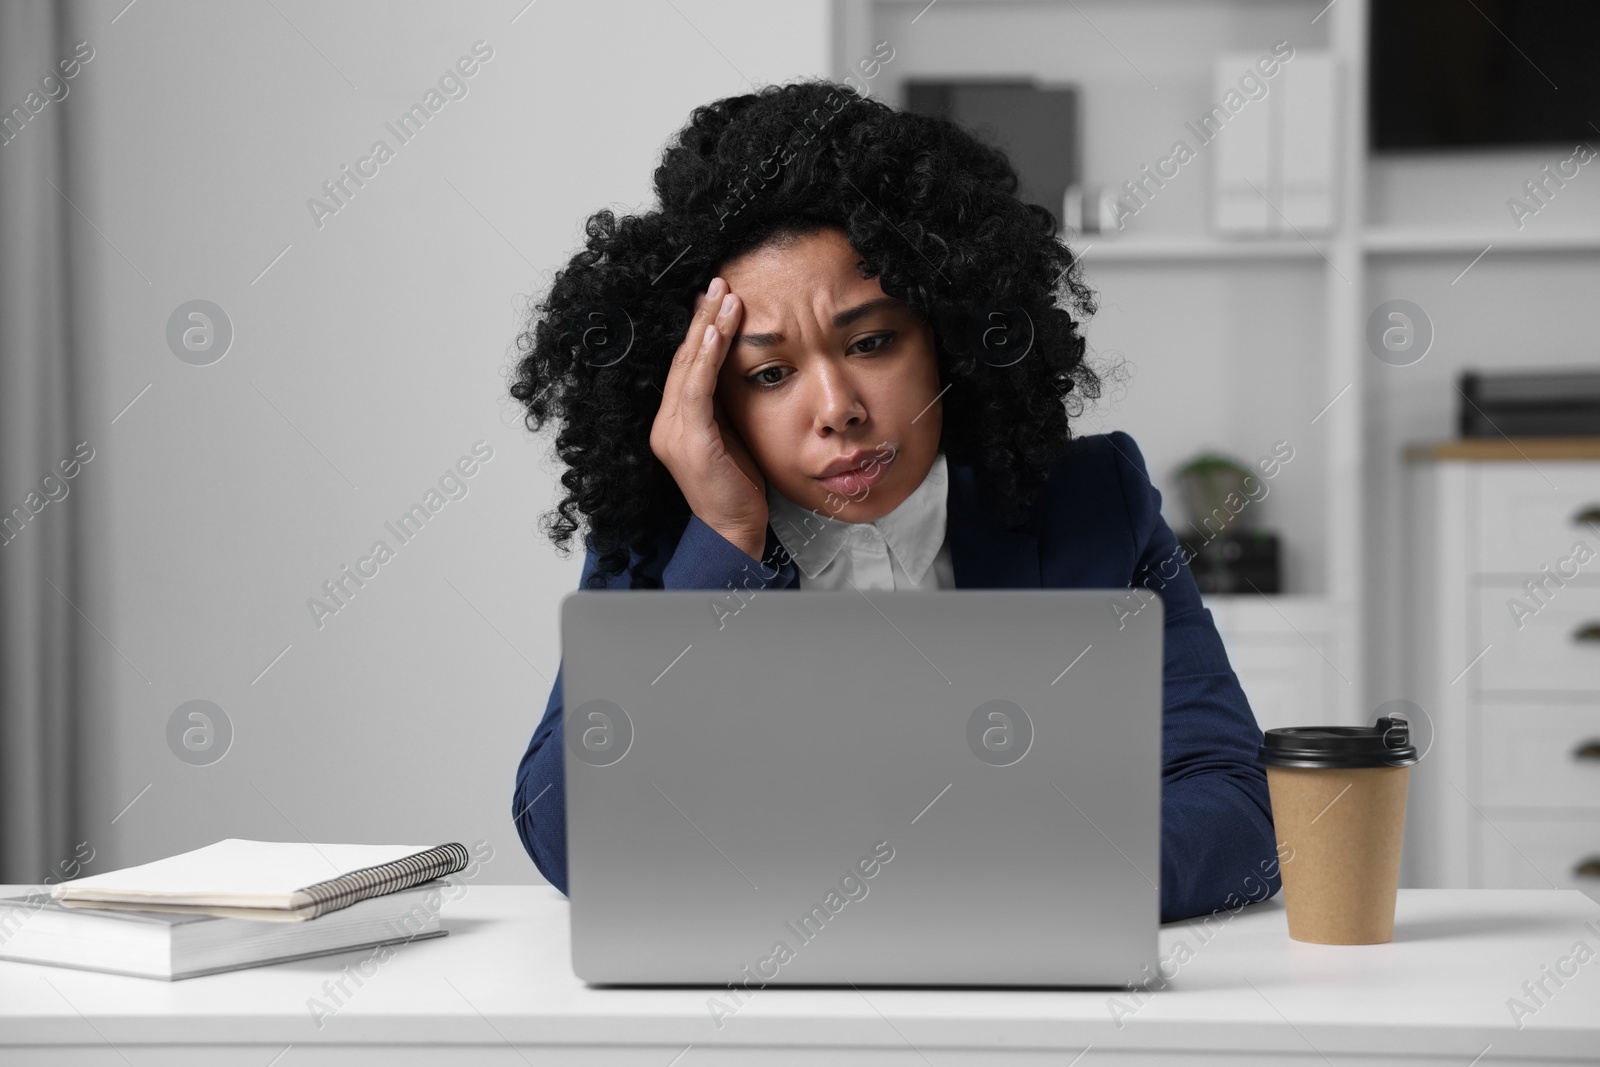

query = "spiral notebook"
[2,883,448,980]
[49,839,470,922]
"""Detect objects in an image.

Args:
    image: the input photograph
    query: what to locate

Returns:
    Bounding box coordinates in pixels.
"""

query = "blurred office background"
[2,0,1597,897]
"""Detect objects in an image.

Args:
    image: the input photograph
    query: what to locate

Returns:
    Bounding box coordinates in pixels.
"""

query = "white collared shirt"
[765,451,955,591]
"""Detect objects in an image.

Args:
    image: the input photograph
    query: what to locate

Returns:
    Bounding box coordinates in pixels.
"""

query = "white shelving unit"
[837,0,1372,729]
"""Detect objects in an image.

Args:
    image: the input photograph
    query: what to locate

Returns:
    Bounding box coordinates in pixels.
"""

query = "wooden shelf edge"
[1405,437,1600,462]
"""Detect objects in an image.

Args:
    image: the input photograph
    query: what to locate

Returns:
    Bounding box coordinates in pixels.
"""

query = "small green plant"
[1176,453,1254,529]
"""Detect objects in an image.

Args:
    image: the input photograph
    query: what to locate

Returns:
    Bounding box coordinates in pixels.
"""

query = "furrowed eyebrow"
[733,297,901,350]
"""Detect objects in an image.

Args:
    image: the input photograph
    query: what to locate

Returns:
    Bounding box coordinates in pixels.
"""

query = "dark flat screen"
[1370,0,1600,150]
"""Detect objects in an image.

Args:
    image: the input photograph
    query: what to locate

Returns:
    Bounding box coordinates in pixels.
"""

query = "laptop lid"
[561,588,1162,988]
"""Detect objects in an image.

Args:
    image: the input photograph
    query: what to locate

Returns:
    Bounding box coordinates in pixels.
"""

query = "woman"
[508,79,1280,924]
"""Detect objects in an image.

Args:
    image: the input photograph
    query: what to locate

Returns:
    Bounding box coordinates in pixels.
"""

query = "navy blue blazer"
[513,430,1283,923]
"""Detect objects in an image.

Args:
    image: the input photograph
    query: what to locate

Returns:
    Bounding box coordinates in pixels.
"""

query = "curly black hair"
[509,77,1103,589]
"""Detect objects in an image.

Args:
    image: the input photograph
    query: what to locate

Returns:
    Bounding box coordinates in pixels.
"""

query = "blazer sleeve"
[512,515,799,894]
[1105,430,1283,923]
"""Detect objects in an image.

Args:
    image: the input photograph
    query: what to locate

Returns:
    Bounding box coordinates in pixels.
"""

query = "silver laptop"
[561,588,1163,988]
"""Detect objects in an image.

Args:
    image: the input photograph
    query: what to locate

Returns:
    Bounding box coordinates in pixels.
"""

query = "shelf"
[1068,234,1331,263]
[1405,437,1600,463]
[1201,593,1343,635]
[1363,228,1600,255]
[1064,229,1600,262]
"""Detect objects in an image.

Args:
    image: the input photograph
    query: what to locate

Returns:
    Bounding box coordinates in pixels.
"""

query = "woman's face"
[714,227,943,524]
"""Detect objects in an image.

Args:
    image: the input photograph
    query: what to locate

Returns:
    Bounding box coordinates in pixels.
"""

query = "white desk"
[3,885,1598,1065]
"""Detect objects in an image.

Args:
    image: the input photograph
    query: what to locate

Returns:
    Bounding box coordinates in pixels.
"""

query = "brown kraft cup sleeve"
[1265,765,1409,945]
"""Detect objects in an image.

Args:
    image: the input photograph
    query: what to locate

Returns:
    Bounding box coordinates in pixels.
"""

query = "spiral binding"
[294,842,470,920]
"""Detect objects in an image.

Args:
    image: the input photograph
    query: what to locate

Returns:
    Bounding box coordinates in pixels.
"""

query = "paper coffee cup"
[1260,715,1418,945]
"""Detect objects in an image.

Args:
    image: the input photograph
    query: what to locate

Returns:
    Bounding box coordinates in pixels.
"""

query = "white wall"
[65,0,829,882]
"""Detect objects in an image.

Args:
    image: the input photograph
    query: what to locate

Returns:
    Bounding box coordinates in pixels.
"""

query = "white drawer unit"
[1404,443,1600,894]
[1473,463,1600,575]
[1476,586,1600,693]
[1476,818,1600,904]
[1479,703,1600,809]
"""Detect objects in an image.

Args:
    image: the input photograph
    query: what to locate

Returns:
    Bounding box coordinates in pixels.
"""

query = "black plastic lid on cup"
[1260,715,1419,769]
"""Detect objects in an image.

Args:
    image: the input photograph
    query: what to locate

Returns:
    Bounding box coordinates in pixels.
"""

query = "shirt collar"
[765,451,949,583]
